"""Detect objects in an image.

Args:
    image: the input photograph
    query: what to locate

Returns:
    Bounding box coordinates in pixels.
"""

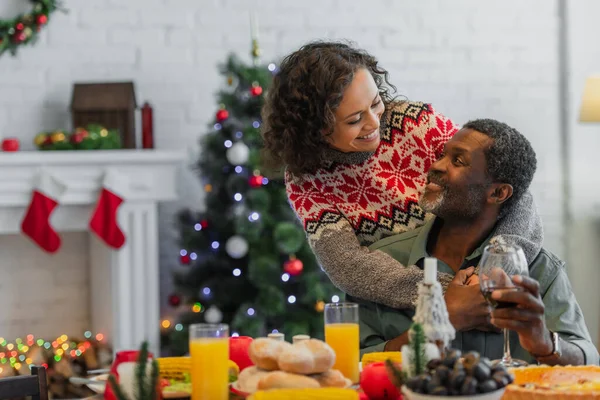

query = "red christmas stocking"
[89,170,127,249]
[21,171,67,253]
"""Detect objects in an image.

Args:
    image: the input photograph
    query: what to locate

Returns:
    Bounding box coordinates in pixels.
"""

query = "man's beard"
[419,184,488,220]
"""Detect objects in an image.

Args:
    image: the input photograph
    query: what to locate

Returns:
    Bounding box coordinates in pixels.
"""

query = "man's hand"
[445,267,493,332]
[490,275,553,356]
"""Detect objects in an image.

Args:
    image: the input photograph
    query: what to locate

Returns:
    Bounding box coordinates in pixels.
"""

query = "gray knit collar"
[322,146,374,166]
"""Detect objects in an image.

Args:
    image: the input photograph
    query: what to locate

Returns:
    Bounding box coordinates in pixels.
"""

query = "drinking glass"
[189,323,229,400]
[324,302,360,383]
[479,243,529,367]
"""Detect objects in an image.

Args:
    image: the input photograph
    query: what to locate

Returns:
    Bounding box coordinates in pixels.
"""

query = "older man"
[355,119,598,365]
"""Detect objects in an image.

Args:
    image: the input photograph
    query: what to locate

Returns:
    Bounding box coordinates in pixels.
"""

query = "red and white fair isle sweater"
[286,101,543,309]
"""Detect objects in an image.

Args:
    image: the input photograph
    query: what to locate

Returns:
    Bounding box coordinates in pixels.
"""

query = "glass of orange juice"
[324,302,360,384]
[189,323,229,400]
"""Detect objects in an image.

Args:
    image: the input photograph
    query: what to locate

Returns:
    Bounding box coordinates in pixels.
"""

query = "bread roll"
[236,366,271,393]
[297,339,336,374]
[312,369,349,388]
[277,344,315,374]
[249,338,291,371]
[257,371,320,390]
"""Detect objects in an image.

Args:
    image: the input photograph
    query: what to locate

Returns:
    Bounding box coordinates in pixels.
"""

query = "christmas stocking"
[21,171,67,253]
[89,169,127,249]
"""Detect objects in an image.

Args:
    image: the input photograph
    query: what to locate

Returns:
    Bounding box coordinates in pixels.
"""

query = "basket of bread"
[231,336,353,396]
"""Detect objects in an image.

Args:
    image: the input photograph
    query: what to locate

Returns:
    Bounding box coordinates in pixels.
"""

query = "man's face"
[419,128,493,220]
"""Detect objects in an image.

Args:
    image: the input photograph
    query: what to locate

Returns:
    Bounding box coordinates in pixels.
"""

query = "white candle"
[424,257,437,284]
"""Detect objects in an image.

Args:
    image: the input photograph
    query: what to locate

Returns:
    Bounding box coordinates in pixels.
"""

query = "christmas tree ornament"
[70,128,89,145]
[216,106,229,122]
[168,294,181,307]
[250,82,263,97]
[36,14,48,25]
[89,169,127,249]
[204,306,223,324]
[204,184,213,193]
[180,253,190,265]
[200,219,209,229]
[315,300,325,312]
[283,255,303,276]
[413,257,455,353]
[248,170,264,188]
[225,235,249,259]
[20,170,67,253]
[226,141,250,165]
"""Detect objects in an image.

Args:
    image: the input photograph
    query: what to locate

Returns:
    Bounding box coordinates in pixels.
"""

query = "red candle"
[141,102,154,149]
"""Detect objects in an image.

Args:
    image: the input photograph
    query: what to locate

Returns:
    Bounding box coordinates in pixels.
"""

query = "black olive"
[463,352,480,374]
[419,374,432,393]
[406,376,422,391]
[435,365,451,385]
[427,358,443,371]
[478,379,498,393]
[449,370,466,389]
[492,371,509,388]
[430,386,449,396]
[480,357,493,369]
[460,376,478,395]
[472,362,492,382]
[426,374,442,394]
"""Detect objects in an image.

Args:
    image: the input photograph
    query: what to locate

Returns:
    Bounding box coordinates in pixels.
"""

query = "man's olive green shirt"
[352,218,599,365]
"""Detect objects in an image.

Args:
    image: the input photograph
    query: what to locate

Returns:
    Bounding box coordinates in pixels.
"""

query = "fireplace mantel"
[0,150,183,355]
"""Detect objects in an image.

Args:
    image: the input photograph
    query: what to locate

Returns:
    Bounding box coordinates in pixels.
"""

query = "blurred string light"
[224,140,233,148]
[214,123,222,130]
[288,295,296,304]
[234,193,243,201]
[0,332,104,367]
[235,166,243,173]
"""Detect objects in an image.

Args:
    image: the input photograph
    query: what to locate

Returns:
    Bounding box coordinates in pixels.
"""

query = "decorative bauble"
[229,336,254,372]
[226,142,250,165]
[180,254,190,265]
[204,184,213,193]
[225,235,249,259]
[360,361,401,400]
[168,294,181,307]
[50,131,66,143]
[216,108,229,122]
[315,300,325,313]
[250,82,263,97]
[200,219,209,229]
[13,32,26,43]
[273,222,305,254]
[248,174,263,188]
[1,138,19,152]
[36,15,48,25]
[15,23,24,31]
[283,257,303,276]
[204,306,223,324]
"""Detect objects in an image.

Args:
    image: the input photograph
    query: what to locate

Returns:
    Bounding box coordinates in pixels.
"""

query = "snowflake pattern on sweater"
[286,101,458,246]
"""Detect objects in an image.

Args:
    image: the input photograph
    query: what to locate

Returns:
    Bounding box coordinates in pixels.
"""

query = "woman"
[261,41,542,309]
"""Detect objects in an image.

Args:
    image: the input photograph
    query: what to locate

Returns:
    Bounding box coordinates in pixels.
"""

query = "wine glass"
[479,243,529,367]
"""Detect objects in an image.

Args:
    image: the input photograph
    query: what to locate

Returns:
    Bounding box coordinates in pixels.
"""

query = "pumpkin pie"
[505,365,600,399]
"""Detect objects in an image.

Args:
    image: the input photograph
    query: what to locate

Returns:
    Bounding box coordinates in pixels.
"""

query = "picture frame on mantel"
[70,82,137,149]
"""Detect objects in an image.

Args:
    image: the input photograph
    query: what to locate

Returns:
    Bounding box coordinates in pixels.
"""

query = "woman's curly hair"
[261,40,397,177]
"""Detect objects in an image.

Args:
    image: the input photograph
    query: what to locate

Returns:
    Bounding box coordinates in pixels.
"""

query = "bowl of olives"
[401,349,514,399]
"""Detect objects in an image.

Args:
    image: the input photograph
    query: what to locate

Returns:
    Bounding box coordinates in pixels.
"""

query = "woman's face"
[327,68,385,153]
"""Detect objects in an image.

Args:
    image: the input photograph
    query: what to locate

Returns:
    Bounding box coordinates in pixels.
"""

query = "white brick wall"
[0,0,580,342]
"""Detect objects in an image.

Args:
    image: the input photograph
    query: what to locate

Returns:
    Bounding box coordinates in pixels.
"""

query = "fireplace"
[0,150,181,356]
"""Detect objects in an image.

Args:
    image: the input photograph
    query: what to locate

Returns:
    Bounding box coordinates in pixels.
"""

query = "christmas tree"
[164,47,342,355]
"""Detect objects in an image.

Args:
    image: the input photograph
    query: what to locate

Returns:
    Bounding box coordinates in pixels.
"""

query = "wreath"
[0,0,63,57]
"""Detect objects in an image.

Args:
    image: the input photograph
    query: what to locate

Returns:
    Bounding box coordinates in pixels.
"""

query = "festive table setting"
[74,258,600,400]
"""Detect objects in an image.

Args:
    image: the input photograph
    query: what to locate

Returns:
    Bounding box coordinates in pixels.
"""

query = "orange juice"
[190,337,229,400]
[325,322,360,383]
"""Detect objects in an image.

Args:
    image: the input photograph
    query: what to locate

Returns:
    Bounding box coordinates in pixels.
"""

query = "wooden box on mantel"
[70,82,137,149]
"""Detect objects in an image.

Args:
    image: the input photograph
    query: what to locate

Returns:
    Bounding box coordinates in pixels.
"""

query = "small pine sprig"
[385,359,404,389]
[409,323,426,376]
[107,341,160,400]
